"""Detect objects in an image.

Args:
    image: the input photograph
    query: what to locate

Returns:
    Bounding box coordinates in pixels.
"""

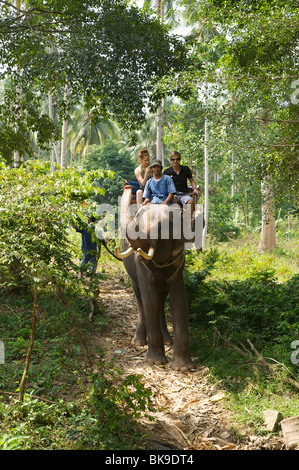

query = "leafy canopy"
[0,0,192,162]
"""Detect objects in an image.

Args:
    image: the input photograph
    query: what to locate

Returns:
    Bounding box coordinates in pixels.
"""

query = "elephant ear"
[183,209,204,250]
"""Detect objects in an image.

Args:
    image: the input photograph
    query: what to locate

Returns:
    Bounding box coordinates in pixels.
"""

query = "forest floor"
[91,268,286,451]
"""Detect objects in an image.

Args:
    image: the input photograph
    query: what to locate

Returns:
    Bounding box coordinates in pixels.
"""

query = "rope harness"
[139,249,185,282]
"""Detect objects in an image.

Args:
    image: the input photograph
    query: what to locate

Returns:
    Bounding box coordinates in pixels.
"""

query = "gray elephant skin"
[115,186,202,371]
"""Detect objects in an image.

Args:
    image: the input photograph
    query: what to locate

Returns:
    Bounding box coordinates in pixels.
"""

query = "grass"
[185,228,299,436]
[203,231,299,282]
[0,224,298,448]
[0,254,151,450]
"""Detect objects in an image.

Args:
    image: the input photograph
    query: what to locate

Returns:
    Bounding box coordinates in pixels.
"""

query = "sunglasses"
[171,158,180,161]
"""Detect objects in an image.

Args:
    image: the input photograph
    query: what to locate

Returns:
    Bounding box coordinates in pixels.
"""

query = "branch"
[0,389,60,405]
[204,74,299,83]
[246,338,270,369]
[215,329,251,358]
[19,281,39,402]
[216,332,299,391]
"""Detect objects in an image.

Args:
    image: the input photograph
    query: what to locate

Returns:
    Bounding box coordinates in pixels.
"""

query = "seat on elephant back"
[173,185,200,207]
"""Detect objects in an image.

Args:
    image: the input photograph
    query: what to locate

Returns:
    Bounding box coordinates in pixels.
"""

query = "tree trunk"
[13,0,22,168]
[13,82,21,168]
[48,92,56,172]
[60,85,69,169]
[231,147,235,218]
[259,176,276,253]
[202,88,209,249]
[19,282,38,401]
[156,102,163,162]
[156,0,164,163]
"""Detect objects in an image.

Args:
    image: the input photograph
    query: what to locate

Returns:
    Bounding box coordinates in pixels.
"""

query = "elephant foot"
[171,356,194,372]
[132,333,172,347]
[132,335,147,347]
[145,351,168,366]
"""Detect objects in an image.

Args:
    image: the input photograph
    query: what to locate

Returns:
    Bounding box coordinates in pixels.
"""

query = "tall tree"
[60,85,69,169]
[13,0,22,168]
[143,0,180,164]
[175,0,299,251]
[155,0,164,163]
[0,0,191,164]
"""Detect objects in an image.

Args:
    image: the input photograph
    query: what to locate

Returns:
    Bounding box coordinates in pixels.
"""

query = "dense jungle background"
[0,0,298,450]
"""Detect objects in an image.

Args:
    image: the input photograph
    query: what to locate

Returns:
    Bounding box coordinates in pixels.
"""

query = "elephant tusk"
[115,246,135,259]
[137,247,155,260]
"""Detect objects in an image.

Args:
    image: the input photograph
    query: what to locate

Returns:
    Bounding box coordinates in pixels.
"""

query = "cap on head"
[149,159,163,168]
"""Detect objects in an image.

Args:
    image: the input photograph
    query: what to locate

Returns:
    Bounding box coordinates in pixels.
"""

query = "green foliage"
[0,287,98,395]
[73,350,156,449]
[185,243,299,380]
[0,279,154,449]
[0,161,107,290]
[0,0,192,161]
[0,433,29,450]
[91,352,155,428]
[0,342,154,449]
[185,240,299,429]
[80,142,135,208]
[0,83,59,164]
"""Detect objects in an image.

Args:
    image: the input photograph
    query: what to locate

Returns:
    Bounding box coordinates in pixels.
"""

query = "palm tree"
[123,96,175,165]
[124,114,158,163]
[67,104,120,165]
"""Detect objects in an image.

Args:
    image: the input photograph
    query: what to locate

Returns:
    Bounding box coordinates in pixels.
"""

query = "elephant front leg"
[169,276,193,372]
[143,288,167,366]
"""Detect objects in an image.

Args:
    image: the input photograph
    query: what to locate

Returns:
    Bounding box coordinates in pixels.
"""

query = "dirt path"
[94,269,284,451]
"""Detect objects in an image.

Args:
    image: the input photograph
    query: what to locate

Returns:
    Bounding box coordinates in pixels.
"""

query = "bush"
[185,250,299,363]
[0,160,106,291]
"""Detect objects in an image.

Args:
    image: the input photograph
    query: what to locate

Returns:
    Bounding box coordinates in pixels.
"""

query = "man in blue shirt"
[142,159,176,205]
[75,216,101,274]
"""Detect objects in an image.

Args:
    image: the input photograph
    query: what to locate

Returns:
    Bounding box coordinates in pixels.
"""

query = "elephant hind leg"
[171,354,194,372]
[160,292,173,345]
[133,311,147,346]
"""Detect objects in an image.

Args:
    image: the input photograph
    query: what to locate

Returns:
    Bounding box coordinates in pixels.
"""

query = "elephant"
[115,186,203,372]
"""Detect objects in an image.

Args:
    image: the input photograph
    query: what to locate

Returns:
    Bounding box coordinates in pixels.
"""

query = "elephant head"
[116,185,203,262]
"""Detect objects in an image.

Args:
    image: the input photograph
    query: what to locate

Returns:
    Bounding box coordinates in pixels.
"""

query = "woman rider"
[134,148,152,205]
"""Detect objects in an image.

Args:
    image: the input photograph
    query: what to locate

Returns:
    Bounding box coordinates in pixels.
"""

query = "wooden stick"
[215,329,250,358]
[19,282,39,402]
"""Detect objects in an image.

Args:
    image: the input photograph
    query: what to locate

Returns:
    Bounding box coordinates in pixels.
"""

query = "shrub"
[185,250,299,364]
[0,160,107,291]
